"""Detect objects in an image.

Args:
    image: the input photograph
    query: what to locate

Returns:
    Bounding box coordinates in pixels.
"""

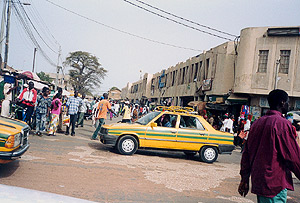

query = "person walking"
[1,82,13,117]
[91,93,115,140]
[114,102,120,117]
[121,101,131,123]
[35,87,51,136]
[18,81,37,125]
[65,90,82,136]
[238,89,300,202]
[48,93,62,136]
[77,94,88,127]
[110,103,115,120]
[132,104,139,122]
[91,98,100,127]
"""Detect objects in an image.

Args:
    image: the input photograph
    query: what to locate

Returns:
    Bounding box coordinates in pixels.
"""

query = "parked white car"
[287,111,300,121]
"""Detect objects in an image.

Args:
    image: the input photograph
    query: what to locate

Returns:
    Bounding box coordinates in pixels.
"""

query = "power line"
[123,0,233,41]
[27,0,61,47]
[44,0,202,52]
[16,0,58,54]
[12,2,56,66]
[131,0,238,38]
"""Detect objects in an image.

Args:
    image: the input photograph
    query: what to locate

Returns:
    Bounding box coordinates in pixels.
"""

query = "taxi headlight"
[14,133,21,147]
[5,133,21,148]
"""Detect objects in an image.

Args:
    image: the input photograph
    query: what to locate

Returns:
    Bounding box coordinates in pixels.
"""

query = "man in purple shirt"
[238,89,300,202]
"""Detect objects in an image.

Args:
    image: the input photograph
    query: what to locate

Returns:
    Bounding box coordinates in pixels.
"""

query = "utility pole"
[0,0,7,68]
[55,46,61,91]
[3,0,11,70]
[32,47,37,72]
[274,59,280,90]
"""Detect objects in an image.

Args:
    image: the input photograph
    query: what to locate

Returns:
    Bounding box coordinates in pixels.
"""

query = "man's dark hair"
[42,86,49,93]
[54,93,62,99]
[103,93,108,99]
[58,87,62,94]
[267,89,288,109]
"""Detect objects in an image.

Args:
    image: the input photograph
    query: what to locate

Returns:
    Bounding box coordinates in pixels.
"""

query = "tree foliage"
[37,71,53,83]
[63,51,107,94]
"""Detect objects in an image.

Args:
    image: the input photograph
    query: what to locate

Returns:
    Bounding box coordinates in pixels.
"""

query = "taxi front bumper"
[100,133,118,146]
[0,143,30,160]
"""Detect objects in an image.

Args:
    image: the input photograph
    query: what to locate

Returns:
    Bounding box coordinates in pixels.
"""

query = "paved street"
[1,117,300,203]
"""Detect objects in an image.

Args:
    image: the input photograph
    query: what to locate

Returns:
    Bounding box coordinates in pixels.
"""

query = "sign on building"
[260,97,269,108]
[202,79,212,91]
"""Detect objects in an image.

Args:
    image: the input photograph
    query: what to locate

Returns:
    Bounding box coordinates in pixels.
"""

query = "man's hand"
[238,181,249,197]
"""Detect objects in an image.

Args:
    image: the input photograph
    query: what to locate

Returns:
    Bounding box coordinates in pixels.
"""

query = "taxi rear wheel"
[199,146,218,163]
[117,135,138,155]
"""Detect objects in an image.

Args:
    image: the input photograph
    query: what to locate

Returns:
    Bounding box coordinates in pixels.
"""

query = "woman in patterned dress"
[48,93,62,136]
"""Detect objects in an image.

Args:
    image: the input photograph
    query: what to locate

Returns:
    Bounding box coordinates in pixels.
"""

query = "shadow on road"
[0,160,20,178]
[136,149,200,161]
[88,142,115,153]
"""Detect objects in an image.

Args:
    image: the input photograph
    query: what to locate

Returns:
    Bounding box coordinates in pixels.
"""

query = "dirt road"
[1,118,299,202]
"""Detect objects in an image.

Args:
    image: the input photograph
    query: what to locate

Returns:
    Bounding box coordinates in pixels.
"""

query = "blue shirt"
[36,95,52,114]
[66,96,82,115]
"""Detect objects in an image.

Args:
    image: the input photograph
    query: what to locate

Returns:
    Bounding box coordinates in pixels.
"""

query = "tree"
[37,71,53,83]
[63,51,107,94]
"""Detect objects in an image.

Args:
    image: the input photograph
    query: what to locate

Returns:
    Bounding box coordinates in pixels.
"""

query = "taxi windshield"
[135,111,161,125]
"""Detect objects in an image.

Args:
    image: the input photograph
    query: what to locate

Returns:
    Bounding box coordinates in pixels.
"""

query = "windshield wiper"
[135,121,144,125]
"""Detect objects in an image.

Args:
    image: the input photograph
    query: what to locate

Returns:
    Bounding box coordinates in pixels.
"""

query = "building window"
[172,71,176,86]
[279,50,291,74]
[257,50,269,73]
[206,58,210,77]
[185,66,189,83]
[194,63,198,81]
[182,67,186,84]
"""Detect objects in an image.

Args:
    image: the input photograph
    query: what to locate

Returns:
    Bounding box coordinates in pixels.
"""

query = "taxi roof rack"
[155,106,197,114]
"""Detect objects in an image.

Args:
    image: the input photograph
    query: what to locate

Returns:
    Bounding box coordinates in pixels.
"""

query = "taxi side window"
[180,116,205,130]
[155,114,177,128]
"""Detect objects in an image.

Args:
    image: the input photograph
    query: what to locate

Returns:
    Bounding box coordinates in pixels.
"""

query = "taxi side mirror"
[150,122,157,128]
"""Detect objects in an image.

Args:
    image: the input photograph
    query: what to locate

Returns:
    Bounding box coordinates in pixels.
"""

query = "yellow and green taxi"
[0,116,30,164]
[100,107,235,163]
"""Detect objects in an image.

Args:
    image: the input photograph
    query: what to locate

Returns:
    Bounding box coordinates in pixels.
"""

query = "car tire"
[199,146,218,163]
[184,152,197,157]
[116,135,138,155]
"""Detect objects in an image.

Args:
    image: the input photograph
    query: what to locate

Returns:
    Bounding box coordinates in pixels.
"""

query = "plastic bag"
[63,115,70,127]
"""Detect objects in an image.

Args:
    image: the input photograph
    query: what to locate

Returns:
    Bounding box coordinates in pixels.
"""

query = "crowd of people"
[0,80,151,138]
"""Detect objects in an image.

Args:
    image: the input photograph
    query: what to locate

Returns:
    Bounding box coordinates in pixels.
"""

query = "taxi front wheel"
[117,135,138,155]
[199,146,218,163]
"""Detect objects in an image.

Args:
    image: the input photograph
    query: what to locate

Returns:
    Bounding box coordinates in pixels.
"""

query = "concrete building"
[121,82,132,101]
[108,87,122,100]
[122,41,236,108]
[150,41,236,107]
[46,72,72,91]
[234,26,300,116]
[122,26,300,117]
[125,73,153,104]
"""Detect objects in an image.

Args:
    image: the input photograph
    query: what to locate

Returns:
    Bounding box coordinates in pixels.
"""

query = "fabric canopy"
[227,94,248,101]
[28,80,48,90]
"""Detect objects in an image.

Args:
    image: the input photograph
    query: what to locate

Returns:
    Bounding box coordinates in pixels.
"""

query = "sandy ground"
[0,117,300,203]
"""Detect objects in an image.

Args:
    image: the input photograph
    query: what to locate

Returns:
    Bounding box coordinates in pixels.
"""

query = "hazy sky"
[3,0,300,93]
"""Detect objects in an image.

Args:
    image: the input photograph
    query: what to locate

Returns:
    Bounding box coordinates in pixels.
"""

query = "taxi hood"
[0,116,28,138]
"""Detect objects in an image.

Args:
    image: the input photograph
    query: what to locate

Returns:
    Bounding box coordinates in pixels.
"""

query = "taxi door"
[144,113,179,149]
[176,115,209,151]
